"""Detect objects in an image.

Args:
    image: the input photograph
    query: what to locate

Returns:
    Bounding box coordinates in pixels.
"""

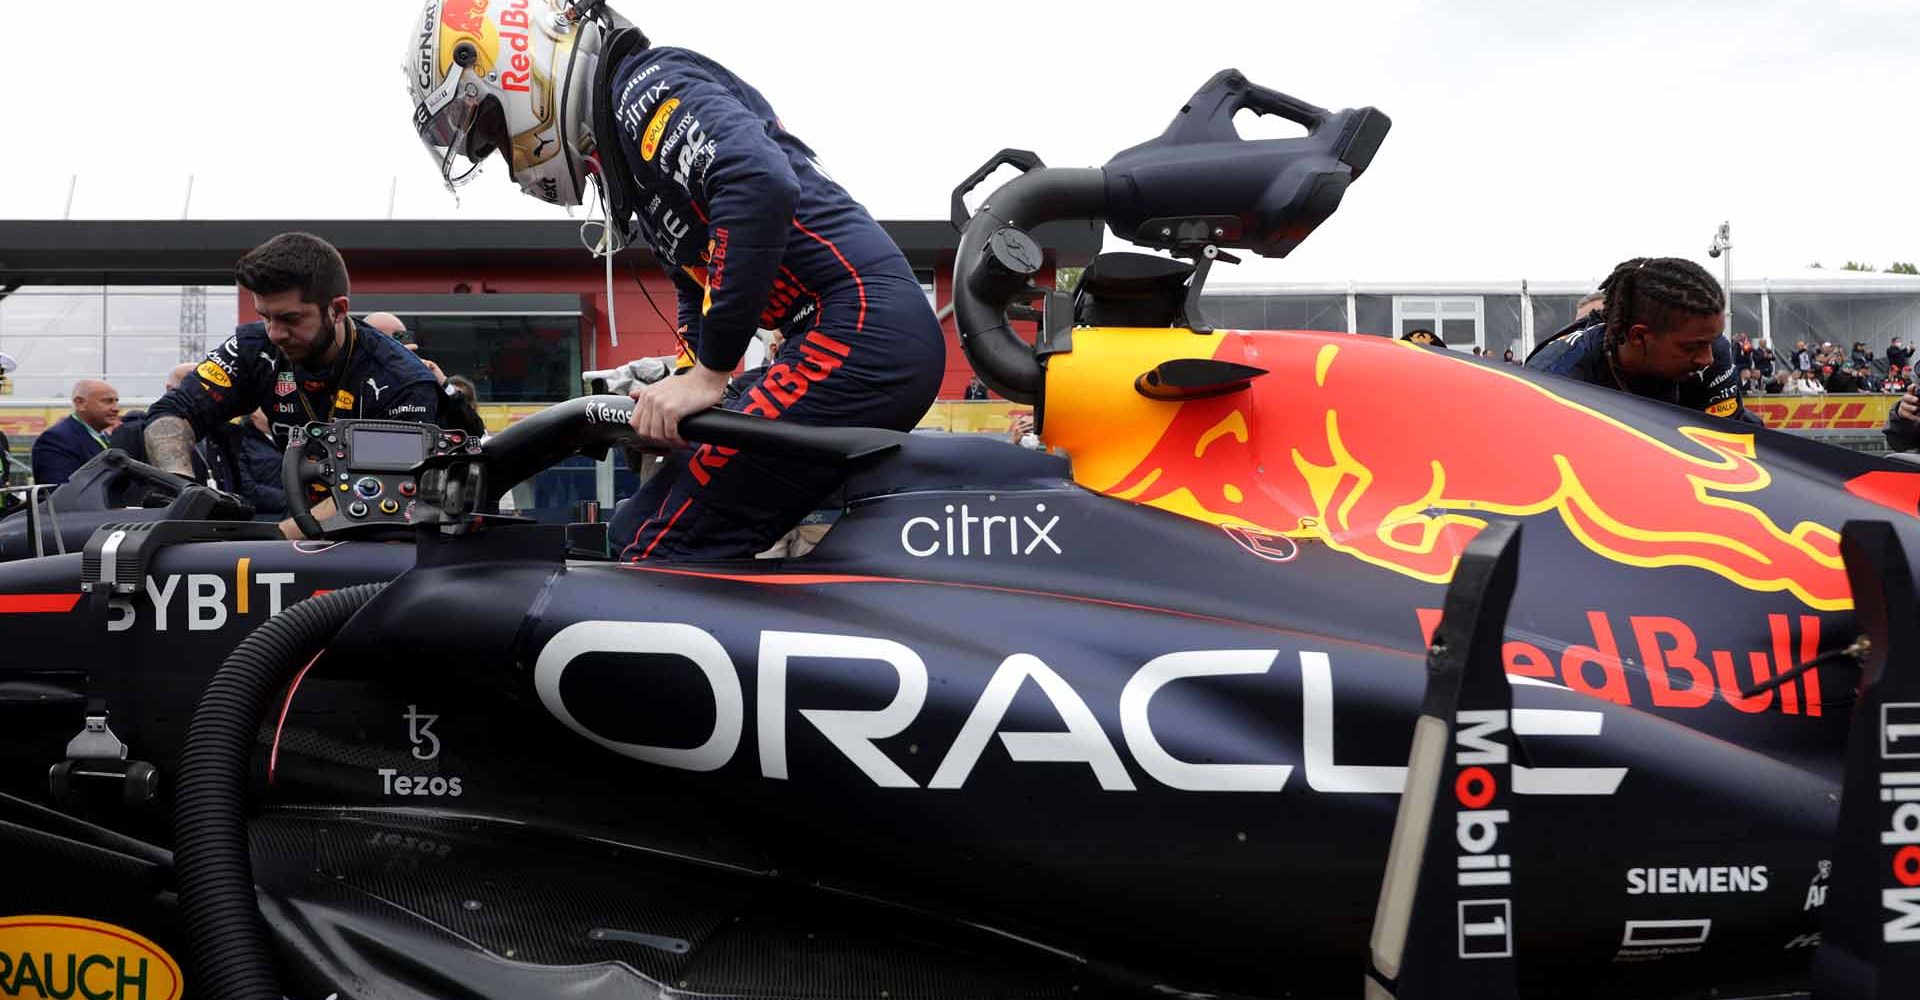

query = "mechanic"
[405,1,943,561]
[1526,257,1760,425]
[145,233,440,535]
[362,311,488,436]
[31,379,120,486]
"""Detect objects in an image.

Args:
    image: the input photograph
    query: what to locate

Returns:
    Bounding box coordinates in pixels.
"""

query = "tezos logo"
[900,502,1060,558]
[585,401,629,425]
[377,704,463,799]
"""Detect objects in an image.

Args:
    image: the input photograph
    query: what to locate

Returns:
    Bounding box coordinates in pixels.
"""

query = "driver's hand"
[278,497,337,540]
[1899,390,1919,422]
[629,364,730,450]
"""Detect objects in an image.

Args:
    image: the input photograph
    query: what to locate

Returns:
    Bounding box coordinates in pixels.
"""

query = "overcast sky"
[2,0,1915,285]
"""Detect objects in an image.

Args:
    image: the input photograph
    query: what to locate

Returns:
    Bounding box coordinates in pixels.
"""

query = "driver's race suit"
[149,319,441,448]
[1525,319,1762,425]
[606,46,944,562]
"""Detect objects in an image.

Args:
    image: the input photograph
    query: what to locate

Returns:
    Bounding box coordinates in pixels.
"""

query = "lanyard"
[293,320,359,424]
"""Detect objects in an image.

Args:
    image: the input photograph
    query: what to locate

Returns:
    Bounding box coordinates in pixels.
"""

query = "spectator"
[1861,345,1887,377]
[1855,364,1883,393]
[1851,341,1871,369]
[1792,340,1812,372]
[1824,364,1858,393]
[963,376,990,401]
[1767,371,1792,395]
[1889,337,1912,370]
[1886,365,1910,395]
[110,362,197,464]
[1401,328,1445,348]
[1739,368,1765,396]
[1734,334,1754,373]
[1502,349,1517,364]
[31,379,120,486]
[1887,386,1919,452]
[1753,343,1778,379]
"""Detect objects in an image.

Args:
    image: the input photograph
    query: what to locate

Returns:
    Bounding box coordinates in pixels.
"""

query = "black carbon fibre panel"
[251,811,1092,1000]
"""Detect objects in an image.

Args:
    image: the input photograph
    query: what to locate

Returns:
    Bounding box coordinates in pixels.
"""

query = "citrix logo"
[901,502,1060,558]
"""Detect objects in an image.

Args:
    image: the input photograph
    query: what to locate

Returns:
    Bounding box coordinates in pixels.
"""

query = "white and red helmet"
[404,0,606,206]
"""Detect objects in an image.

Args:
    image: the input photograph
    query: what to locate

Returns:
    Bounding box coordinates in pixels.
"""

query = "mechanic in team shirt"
[405,1,943,561]
[145,233,440,536]
[1526,257,1760,425]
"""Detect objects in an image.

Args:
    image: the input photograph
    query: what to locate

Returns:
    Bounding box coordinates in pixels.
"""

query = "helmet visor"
[413,69,493,191]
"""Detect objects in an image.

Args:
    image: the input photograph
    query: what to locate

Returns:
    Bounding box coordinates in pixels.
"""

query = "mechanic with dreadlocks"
[404,1,943,561]
[1526,257,1761,425]
[146,233,441,537]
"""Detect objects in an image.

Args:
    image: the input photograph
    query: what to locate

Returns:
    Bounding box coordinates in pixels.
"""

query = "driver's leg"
[610,281,943,562]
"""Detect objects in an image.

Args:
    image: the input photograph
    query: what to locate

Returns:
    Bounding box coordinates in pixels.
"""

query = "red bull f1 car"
[4,70,1920,1000]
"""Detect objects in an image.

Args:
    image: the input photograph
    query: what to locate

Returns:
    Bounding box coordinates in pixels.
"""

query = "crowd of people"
[1731,334,1911,395]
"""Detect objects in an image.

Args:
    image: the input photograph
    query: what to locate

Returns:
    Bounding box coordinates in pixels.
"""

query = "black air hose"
[172,583,386,1000]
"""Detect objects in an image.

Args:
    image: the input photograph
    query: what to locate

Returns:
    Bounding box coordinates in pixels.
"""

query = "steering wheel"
[281,429,335,538]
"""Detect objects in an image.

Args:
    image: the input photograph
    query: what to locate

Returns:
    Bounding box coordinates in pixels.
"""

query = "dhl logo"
[1747,398,1887,431]
[1048,331,1875,611]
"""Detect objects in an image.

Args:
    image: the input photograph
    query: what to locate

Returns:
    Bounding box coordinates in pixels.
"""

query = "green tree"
[1886,261,1919,275]
[1842,261,1876,272]
[1053,266,1085,294]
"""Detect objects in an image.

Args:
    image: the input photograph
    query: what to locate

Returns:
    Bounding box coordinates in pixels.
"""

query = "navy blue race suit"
[149,318,441,448]
[605,46,944,562]
[1525,319,1761,425]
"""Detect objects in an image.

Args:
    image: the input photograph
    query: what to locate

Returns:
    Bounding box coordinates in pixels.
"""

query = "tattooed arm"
[143,415,199,477]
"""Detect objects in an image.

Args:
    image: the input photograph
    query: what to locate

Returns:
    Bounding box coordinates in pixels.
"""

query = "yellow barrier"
[1743,394,1902,432]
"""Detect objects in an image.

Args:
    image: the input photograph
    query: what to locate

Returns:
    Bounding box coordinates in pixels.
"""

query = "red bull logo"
[1070,332,1852,611]
[1413,607,1825,717]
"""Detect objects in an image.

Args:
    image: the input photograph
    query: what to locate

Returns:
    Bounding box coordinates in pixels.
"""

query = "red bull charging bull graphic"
[1051,330,1855,612]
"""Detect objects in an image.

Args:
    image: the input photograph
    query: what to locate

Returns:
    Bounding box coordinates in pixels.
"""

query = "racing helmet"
[405,0,606,206]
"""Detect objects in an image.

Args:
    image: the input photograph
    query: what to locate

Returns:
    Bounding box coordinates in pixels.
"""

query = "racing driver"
[403,0,943,561]
[1527,257,1761,425]
[146,233,440,535]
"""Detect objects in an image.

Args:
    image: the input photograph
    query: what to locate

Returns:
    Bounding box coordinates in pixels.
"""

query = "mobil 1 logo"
[1882,702,1920,942]
[1454,710,1514,960]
